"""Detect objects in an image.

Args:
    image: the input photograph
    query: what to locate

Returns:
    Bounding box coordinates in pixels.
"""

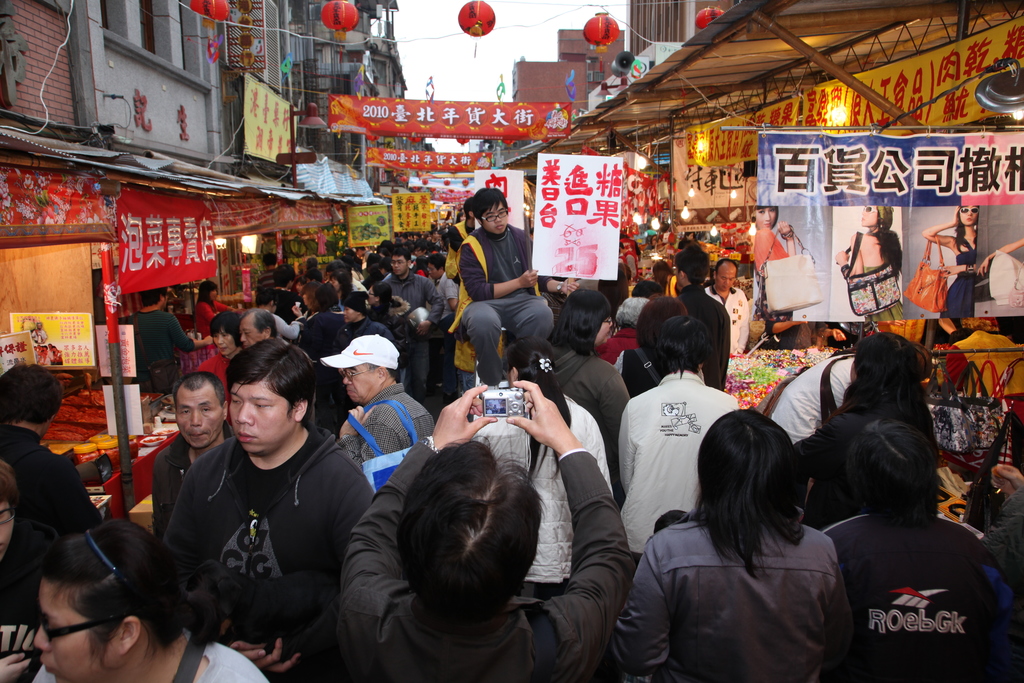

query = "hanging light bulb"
[1014,109,1024,121]
[710,225,718,237]
[688,186,696,198]
[632,212,642,225]
[748,221,757,236]
[681,203,690,220]
[636,156,648,170]
[730,189,737,199]
[651,216,661,231]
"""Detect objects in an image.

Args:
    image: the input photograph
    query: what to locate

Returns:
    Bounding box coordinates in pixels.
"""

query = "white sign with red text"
[474,170,524,231]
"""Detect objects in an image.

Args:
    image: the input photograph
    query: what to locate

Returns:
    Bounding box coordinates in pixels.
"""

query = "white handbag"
[988,251,1024,308]
[764,235,823,312]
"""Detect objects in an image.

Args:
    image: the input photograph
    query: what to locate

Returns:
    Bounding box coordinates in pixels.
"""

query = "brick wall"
[10,0,75,124]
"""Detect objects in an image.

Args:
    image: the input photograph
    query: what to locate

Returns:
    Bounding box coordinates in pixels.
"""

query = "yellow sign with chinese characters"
[803,17,1024,127]
[686,97,801,166]
[392,193,432,233]
[243,75,293,162]
[9,313,96,368]
[347,205,392,247]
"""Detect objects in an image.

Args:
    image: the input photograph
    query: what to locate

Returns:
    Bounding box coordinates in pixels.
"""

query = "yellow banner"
[686,97,800,166]
[804,17,1024,127]
[9,313,95,368]
[243,76,293,162]
[392,193,432,233]
[347,205,392,247]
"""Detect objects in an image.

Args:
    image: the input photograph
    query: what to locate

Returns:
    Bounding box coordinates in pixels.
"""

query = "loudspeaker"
[611,51,635,78]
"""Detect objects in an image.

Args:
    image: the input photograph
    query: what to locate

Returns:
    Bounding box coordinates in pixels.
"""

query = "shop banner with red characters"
[367,147,494,172]
[533,154,623,280]
[329,95,572,141]
[622,165,662,225]
[117,189,217,295]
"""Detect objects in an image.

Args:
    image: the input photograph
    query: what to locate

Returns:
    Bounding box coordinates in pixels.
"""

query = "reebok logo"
[867,588,966,635]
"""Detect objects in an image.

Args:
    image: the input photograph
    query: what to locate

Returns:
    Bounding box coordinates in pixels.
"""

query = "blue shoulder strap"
[346,399,419,458]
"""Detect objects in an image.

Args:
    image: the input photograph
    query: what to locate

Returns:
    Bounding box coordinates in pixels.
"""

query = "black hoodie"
[0,518,57,682]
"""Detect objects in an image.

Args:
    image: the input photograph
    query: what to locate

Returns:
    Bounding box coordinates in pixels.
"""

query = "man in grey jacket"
[337,382,634,682]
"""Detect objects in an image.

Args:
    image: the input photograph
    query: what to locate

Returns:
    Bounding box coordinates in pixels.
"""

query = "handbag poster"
[756,131,1024,322]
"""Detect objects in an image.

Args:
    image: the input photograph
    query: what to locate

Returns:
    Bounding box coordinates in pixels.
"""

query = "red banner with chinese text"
[367,147,494,172]
[117,189,217,294]
[329,96,572,141]
[622,166,662,225]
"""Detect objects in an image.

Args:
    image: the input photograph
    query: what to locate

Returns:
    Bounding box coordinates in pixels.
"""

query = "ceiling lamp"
[583,12,620,54]
[975,60,1024,114]
[748,221,757,236]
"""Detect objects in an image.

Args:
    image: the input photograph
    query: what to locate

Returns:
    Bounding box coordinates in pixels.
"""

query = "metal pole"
[290,104,299,189]
[99,244,134,512]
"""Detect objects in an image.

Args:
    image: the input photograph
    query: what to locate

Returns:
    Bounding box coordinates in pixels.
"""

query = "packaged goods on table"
[726,349,835,409]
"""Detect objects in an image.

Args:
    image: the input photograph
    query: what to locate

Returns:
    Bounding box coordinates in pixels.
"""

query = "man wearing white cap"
[322,335,435,465]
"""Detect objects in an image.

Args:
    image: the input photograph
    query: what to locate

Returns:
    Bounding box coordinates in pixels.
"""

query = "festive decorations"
[425,76,435,103]
[280,51,293,80]
[443,179,451,186]
[462,178,470,186]
[695,7,724,30]
[206,34,223,64]
[353,64,365,97]
[496,74,506,103]
[458,1,495,38]
[583,12,619,53]
[190,0,228,29]
[565,70,577,101]
[321,0,359,41]
[456,138,469,145]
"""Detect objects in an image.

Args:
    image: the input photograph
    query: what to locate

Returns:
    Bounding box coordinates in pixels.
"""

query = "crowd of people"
[0,186,1021,682]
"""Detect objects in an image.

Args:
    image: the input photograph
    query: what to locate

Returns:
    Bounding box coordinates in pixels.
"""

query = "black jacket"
[0,518,56,682]
[677,284,730,390]
[298,308,347,385]
[0,424,101,536]
[163,426,373,682]
[151,423,233,539]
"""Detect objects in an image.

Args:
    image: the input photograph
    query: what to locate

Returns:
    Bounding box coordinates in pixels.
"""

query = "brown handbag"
[904,240,948,312]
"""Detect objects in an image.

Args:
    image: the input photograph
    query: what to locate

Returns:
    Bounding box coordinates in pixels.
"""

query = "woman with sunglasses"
[922,205,980,317]
[33,520,268,683]
[836,205,903,321]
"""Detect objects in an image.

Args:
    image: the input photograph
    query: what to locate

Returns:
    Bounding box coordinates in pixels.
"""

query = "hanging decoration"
[496,74,506,103]
[280,51,293,80]
[190,0,228,30]
[458,1,495,38]
[695,7,724,30]
[582,12,619,53]
[353,64,365,97]
[462,178,470,187]
[457,138,469,145]
[565,70,577,101]
[206,34,223,64]
[425,76,435,104]
[321,0,360,41]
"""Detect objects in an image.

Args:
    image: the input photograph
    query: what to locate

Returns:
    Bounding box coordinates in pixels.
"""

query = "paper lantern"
[422,178,429,186]
[457,137,470,145]
[458,1,495,38]
[190,0,228,29]
[583,13,619,53]
[444,179,451,186]
[322,1,360,41]
[462,179,470,187]
[695,7,724,30]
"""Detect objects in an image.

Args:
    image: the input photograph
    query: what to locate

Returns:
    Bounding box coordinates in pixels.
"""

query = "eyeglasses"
[960,207,979,214]
[0,508,14,525]
[480,209,508,223]
[38,611,130,640]
[603,318,614,325]
[341,367,372,380]
[862,206,876,213]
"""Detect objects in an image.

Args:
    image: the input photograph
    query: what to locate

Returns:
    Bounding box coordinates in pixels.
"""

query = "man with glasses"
[381,247,445,404]
[322,335,434,466]
[453,187,578,386]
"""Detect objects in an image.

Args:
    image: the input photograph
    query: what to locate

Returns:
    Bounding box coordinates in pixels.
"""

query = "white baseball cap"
[321,334,400,370]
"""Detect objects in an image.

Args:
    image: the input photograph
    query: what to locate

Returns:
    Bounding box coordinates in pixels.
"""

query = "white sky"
[391,0,633,152]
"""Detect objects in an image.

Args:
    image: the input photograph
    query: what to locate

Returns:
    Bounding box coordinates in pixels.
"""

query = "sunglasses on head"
[960,207,979,214]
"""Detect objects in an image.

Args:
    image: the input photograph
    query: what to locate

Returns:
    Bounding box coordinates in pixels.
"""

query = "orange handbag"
[904,241,948,313]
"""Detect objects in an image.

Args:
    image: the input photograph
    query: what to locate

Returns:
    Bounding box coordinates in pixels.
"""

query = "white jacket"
[705,285,751,355]
[475,399,611,583]
[619,371,738,554]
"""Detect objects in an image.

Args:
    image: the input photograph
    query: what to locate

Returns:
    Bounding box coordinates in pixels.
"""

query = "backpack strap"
[634,348,661,385]
[171,637,205,683]
[527,608,557,683]
[346,399,419,458]
[819,350,854,421]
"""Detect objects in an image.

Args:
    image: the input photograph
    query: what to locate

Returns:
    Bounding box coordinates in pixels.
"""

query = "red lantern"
[190,0,228,29]
[583,13,619,54]
[421,178,429,186]
[410,137,422,143]
[695,7,724,30]
[458,2,495,38]
[462,179,470,187]
[444,179,451,186]
[322,1,360,41]
[456,138,469,145]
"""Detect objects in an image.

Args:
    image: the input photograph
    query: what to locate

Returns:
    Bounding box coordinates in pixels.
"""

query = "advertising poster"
[227,0,265,72]
[756,131,1024,322]
[10,313,95,367]
[347,205,392,247]
[0,332,33,374]
[96,325,137,378]
[244,75,292,162]
[533,154,623,280]
[475,170,524,230]
[392,193,432,233]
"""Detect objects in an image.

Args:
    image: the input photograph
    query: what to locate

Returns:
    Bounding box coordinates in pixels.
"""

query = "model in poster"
[752,205,797,321]
[922,206,979,318]
[978,235,1024,276]
[835,206,903,321]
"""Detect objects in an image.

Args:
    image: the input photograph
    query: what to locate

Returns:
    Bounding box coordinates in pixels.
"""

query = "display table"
[725,349,836,409]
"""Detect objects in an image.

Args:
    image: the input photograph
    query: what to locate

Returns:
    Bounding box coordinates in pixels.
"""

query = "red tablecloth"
[102,435,173,518]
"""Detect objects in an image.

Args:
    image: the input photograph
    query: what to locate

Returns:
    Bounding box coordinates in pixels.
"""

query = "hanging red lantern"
[444,179,451,186]
[583,12,619,54]
[367,134,378,142]
[410,137,422,143]
[322,1,360,41]
[458,1,495,38]
[421,178,429,186]
[190,0,228,29]
[695,7,724,30]
[462,179,470,187]
[456,138,469,145]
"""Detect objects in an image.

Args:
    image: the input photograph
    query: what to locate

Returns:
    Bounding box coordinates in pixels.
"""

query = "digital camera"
[480,383,526,418]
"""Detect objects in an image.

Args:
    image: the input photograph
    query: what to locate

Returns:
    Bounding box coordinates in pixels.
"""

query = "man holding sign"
[453,188,578,386]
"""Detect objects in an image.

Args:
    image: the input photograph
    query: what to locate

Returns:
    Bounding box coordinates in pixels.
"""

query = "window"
[100,0,109,29]
[140,0,155,53]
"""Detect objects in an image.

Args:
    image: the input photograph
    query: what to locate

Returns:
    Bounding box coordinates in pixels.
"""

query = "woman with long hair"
[366,281,410,367]
[836,205,904,321]
[550,290,630,494]
[297,283,347,434]
[922,205,980,317]
[197,311,241,394]
[795,332,934,529]
[612,410,853,681]
[32,520,268,682]
[753,205,799,320]
[194,281,231,338]
[472,337,610,597]
[651,260,673,296]
[617,296,688,398]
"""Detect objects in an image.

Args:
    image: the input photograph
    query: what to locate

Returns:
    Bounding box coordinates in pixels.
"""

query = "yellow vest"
[444,220,471,280]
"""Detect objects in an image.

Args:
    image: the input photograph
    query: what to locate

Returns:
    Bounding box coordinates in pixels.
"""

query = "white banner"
[96,325,137,378]
[475,169,525,230]
[533,154,623,280]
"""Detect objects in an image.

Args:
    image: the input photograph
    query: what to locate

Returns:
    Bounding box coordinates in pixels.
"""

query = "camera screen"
[483,398,507,416]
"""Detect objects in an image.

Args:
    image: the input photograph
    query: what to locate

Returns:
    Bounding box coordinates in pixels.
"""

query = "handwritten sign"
[0,332,33,374]
[96,325,137,378]
[244,75,292,162]
[475,170,525,230]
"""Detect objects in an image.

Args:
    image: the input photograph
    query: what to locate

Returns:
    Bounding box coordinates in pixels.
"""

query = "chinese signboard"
[686,97,800,166]
[347,205,392,247]
[392,193,432,233]
[244,75,293,162]
[96,325,137,378]
[367,147,493,172]
[803,17,1024,127]
[755,131,1024,323]
[329,96,572,141]
[671,145,755,225]
[0,332,33,374]
[227,0,265,72]
[533,154,623,280]
[116,189,217,295]
[10,313,95,367]
[475,170,525,230]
